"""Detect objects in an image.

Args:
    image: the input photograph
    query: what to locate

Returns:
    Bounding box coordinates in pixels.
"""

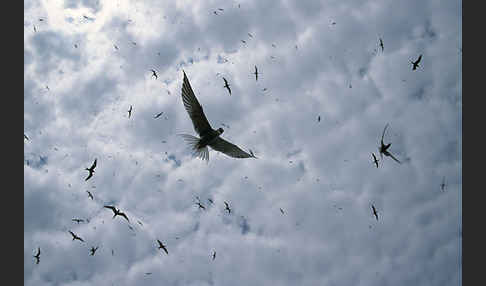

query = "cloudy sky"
[24,0,462,285]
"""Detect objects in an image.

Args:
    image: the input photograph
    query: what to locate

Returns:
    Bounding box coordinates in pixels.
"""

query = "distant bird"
[378,124,401,164]
[113,44,119,50]
[411,54,422,70]
[317,115,321,122]
[379,38,384,52]
[262,88,268,92]
[212,250,216,261]
[248,33,253,38]
[33,25,37,32]
[179,71,256,161]
[72,218,84,224]
[85,158,97,181]
[45,85,49,91]
[33,247,41,264]
[196,202,206,210]
[218,8,224,11]
[371,205,379,221]
[224,201,231,214]
[372,153,379,168]
[128,105,133,118]
[157,240,169,255]
[86,190,94,200]
[249,149,257,159]
[145,272,152,275]
[24,134,29,140]
[90,246,99,256]
[137,220,143,226]
[208,198,214,204]
[241,40,247,44]
[112,249,114,256]
[131,41,137,46]
[150,69,158,79]
[222,77,232,95]
[253,66,258,81]
[272,43,276,48]
[154,112,164,118]
[74,44,78,48]
[39,18,44,22]
[83,15,89,20]
[69,230,84,242]
[440,177,446,191]
[213,11,218,15]
[104,205,130,222]
[280,208,285,215]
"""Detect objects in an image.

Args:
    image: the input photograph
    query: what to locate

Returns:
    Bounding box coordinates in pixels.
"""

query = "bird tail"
[179,134,209,162]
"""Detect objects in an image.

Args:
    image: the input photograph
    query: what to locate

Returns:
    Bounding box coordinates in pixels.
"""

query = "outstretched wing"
[104,205,117,213]
[209,137,254,159]
[384,151,401,164]
[381,124,389,143]
[181,71,213,136]
[85,172,93,181]
[91,159,97,169]
[417,54,422,63]
[119,212,130,222]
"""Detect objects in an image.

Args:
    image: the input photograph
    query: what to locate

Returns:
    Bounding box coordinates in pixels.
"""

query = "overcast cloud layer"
[24,0,462,285]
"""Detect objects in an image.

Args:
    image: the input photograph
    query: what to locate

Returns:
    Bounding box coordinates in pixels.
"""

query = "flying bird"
[213,11,218,15]
[371,205,379,221]
[212,250,216,261]
[196,202,206,210]
[218,8,224,11]
[154,112,164,118]
[224,201,231,214]
[179,71,257,161]
[317,115,321,122]
[72,218,84,224]
[440,177,446,191]
[372,153,379,168]
[280,208,285,215]
[24,134,29,140]
[90,246,99,256]
[113,44,119,50]
[145,272,152,275]
[85,158,97,181]
[241,40,247,44]
[104,205,130,222]
[411,54,422,70]
[150,69,158,79]
[69,230,85,242]
[157,240,169,255]
[33,247,41,264]
[378,124,401,164]
[379,38,384,52]
[33,25,37,32]
[86,190,94,200]
[208,198,214,204]
[223,77,231,94]
[253,66,258,81]
[248,33,253,38]
[128,105,133,118]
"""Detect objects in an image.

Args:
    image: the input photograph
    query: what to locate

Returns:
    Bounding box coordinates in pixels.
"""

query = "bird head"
[217,128,224,135]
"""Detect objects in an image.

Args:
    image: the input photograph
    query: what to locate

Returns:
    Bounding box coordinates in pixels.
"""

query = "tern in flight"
[253,66,258,81]
[90,246,99,256]
[157,240,169,255]
[371,205,379,221]
[411,54,422,70]
[86,190,94,200]
[154,112,164,119]
[33,247,41,264]
[85,158,97,181]
[72,218,84,224]
[150,69,158,79]
[104,205,130,222]
[372,153,379,168]
[212,250,216,261]
[128,105,133,118]
[223,77,232,95]
[179,71,257,161]
[378,124,401,164]
[379,38,384,52]
[224,201,231,214]
[69,231,85,242]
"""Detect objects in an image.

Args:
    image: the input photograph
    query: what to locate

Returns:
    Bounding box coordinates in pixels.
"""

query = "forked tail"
[179,134,209,162]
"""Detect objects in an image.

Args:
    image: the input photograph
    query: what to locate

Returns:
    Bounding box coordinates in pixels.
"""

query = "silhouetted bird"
[379,38,384,52]
[378,124,401,164]
[371,205,379,221]
[137,220,143,226]
[372,153,379,168]
[154,112,164,118]
[72,218,84,224]
[33,25,37,32]
[196,202,206,210]
[85,158,97,181]
[90,246,99,256]
[208,198,214,204]
[104,205,130,222]
[86,190,94,200]
[224,201,231,214]
[212,250,216,261]
[253,66,258,81]
[280,208,285,215]
[317,116,321,122]
[157,240,169,255]
[440,177,446,191]
[150,69,158,79]
[128,105,133,118]
[222,77,232,95]
[213,11,218,15]
[33,247,41,264]
[114,44,119,50]
[145,272,152,275]
[241,40,247,44]
[179,71,257,161]
[411,54,422,70]
[218,8,224,11]
[69,230,85,242]
[248,33,253,38]
[24,134,29,140]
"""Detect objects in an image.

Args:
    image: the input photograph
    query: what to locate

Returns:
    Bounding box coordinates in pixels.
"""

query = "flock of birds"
[25,4,447,281]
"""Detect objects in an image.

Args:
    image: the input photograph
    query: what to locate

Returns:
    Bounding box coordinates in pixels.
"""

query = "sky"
[24,0,462,285]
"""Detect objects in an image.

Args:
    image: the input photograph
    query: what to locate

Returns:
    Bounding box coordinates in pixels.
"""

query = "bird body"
[371,205,379,221]
[224,201,231,214]
[33,247,41,264]
[378,124,401,164]
[154,112,163,118]
[150,69,158,79]
[90,246,99,256]
[87,190,94,200]
[379,38,384,52]
[157,240,169,255]
[372,153,379,168]
[128,105,133,118]
[253,66,258,81]
[411,54,422,70]
[212,250,216,261]
[179,71,256,161]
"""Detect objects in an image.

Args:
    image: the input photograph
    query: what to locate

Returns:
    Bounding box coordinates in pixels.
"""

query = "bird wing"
[417,54,422,63]
[381,124,389,143]
[181,71,213,136]
[91,159,97,169]
[104,205,117,213]
[226,85,231,95]
[119,212,130,222]
[69,231,75,237]
[85,172,93,181]
[163,246,169,255]
[384,151,401,164]
[208,137,254,159]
